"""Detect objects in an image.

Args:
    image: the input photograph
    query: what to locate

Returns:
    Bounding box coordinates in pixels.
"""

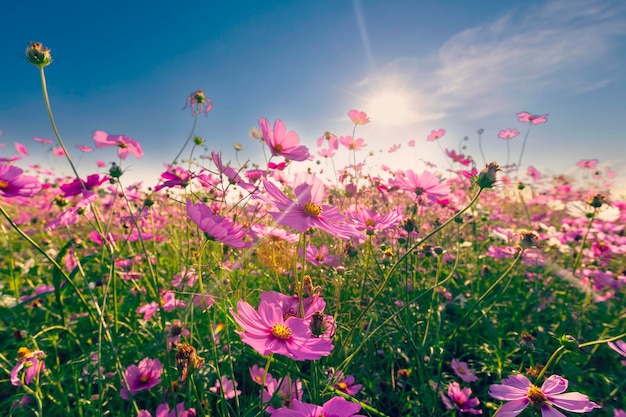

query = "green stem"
[447,248,524,342]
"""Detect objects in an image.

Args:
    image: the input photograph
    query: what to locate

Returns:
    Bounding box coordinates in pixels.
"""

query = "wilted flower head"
[184,89,212,116]
[10,347,46,386]
[26,42,52,68]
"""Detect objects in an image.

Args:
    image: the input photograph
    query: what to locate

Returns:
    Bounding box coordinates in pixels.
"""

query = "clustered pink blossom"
[10,348,46,386]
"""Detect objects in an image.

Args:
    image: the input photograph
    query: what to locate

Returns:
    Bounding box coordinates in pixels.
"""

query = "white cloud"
[430,0,626,118]
[357,0,626,121]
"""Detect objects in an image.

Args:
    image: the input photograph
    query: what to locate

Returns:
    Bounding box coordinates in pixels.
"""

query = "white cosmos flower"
[565,201,620,222]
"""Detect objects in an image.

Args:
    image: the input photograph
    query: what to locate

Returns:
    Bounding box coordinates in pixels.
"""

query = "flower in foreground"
[260,173,357,239]
[92,130,144,160]
[489,374,600,417]
[608,340,626,366]
[0,164,41,197]
[271,397,365,417]
[441,382,482,414]
[120,358,163,399]
[259,118,310,161]
[10,347,46,386]
[348,109,369,125]
[230,300,333,361]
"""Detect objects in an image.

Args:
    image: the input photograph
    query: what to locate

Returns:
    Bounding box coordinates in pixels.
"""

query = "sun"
[364,90,415,127]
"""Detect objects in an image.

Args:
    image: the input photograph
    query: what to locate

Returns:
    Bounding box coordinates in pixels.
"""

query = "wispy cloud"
[358,0,626,121]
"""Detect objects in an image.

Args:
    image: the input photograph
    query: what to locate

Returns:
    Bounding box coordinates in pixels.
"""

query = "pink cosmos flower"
[45,191,97,230]
[346,206,403,236]
[348,109,369,125]
[498,128,520,139]
[92,130,144,160]
[451,359,478,383]
[317,147,337,158]
[271,397,365,417]
[61,174,107,197]
[33,137,54,144]
[445,149,471,165]
[10,348,46,386]
[138,402,196,417]
[614,410,626,417]
[316,132,338,150]
[408,139,415,147]
[516,112,548,124]
[229,299,333,361]
[392,170,450,204]
[0,164,41,197]
[75,144,93,152]
[339,136,367,151]
[209,376,241,400]
[388,143,401,153]
[576,159,598,169]
[440,382,482,414]
[331,371,362,396]
[154,165,191,191]
[259,118,310,162]
[527,166,541,180]
[120,357,163,399]
[186,199,252,249]
[260,174,358,239]
[263,374,303,412]
[608,340,626,365]
[301,244,340,267]
[184,89,212,116]
[489,374,600,417]
[52,146,66,156]
[427,129,446,141]
[260,291,326,322]
[14,142,28,155]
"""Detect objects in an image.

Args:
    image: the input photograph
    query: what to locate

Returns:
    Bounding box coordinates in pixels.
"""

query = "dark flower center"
[527,385,547,405]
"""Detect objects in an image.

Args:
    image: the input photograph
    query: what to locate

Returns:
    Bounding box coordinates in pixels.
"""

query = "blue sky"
[1,0,625,189]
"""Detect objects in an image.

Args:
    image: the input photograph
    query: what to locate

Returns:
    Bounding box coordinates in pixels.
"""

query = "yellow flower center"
[365,218,376,228]
[304,202,323,217]
[315,253,324,261]
[274,144,283,153]
[17,347,31,359]
[271,323,292,340]
[0,179,9,189]
[140,374,150,383]
[527,385,547,406]
[338,381,348,390]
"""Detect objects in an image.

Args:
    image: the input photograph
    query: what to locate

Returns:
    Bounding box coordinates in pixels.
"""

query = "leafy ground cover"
[1,42,625,417]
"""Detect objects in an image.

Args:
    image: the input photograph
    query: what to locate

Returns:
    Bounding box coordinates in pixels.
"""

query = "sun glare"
[365,90,415,127]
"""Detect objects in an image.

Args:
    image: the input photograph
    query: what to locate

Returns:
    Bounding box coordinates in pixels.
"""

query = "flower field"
[1,42,625,417]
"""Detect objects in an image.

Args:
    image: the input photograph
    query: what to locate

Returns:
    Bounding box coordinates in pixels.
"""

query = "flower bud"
[193,136,204,145]
[587,193,606,209]
[26,42,52,68]
[475,162,501,189]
